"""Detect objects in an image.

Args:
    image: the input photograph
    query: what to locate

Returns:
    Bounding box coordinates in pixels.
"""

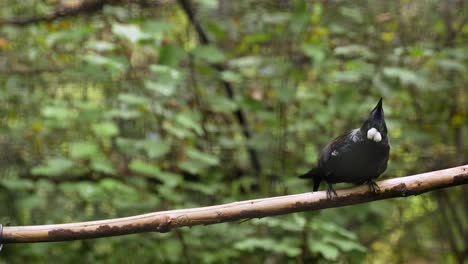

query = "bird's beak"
[371,98,384,118]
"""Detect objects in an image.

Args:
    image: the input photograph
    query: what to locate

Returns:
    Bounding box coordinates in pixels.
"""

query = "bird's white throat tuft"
[367,128,382,142]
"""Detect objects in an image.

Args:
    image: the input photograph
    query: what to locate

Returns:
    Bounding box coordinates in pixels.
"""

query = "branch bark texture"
[2,165,467,244]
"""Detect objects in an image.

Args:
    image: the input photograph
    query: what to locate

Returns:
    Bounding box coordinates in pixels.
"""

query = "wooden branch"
[0,0,121,26]
[1,165,467,244]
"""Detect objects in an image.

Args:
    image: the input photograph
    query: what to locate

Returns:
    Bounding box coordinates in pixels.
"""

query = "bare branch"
[0,67,63,75]
[0,0,121,26]
[2,165,467,244]
[177,0,262,175]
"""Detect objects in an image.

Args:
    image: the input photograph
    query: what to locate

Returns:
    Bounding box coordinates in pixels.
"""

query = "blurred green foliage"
[0,0,467,263]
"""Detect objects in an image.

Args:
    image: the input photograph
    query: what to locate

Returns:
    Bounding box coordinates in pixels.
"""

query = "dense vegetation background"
[0,0,467,263]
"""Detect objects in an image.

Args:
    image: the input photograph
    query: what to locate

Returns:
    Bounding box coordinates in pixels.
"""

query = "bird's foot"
[326,183,338,199]
[366,180,380,193]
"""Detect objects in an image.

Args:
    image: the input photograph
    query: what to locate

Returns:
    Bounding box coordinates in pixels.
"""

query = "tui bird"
[299,98,390,198]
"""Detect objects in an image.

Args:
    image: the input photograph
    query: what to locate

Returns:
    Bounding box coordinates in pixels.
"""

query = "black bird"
[299,98,390,198]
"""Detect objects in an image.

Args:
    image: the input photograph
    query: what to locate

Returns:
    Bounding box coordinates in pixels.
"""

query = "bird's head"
[361,98,388,142]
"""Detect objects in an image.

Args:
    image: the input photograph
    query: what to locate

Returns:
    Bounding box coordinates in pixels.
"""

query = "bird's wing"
[320,129,361,164]
[375,141,391,178]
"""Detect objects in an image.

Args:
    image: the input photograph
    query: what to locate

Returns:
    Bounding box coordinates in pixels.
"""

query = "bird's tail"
[298,167,323,192]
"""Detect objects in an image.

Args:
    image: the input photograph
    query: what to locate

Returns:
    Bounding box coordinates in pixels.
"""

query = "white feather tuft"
[367,128,382,142]
[374,132,382,142]
[367,128,377,139]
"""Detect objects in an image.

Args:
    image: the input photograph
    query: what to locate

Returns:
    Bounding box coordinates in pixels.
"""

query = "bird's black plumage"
[299,98,390,198]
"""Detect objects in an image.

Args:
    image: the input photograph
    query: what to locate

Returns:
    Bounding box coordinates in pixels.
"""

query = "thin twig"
[176,0,262,175]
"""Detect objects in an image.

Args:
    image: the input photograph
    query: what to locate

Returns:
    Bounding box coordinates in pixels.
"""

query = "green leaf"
[234,238,301,257]
[274,84,296,103]
[118,93,150,105]
[339,7,363,23]
[178,148,218,174]
[141,140,171,159]
[326,238,366,252]
[128,160,160,176]
[192,45,226,63]
[159,44,185,67]
[205,96,238,113]
[99,179,138,197]
[144,80,176,96]
[128,160,181,187]
[309,241,339,260]
[70,141,100,159]
[92,122,119,138]
[91,159,116,174]
[229,56,263,68]
[149,64,181,83]
[206,22,226,40]
[116,137,140,155]
[220,71,242,83]
[109,109,141,119]
[437,59,466,73]
[373,74,392,94]
[103,6,129,20]
[85,41,116,52]
[142,21,175,34]
[383,67,427,88]
[112,23,151,43]
[186,148,219,166]
[333,71,362,83]
[42,106,75,120]
[241,33,272,46]
[314,222,358,240]
[184,182,220,195]
[302,44,326,64]
[260,216,305,232]
[163,122,195,139]
[0,178,35,191]
[334,45,374,59]
[74,101,100,112]
[175,112,203,135]
[196,0,217,8]
[83,54,128,73]
[156,171,183,187]
[262,12,291,24]
[31,158,75,176]
[178,160,205,174]
[46,25,94,47]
